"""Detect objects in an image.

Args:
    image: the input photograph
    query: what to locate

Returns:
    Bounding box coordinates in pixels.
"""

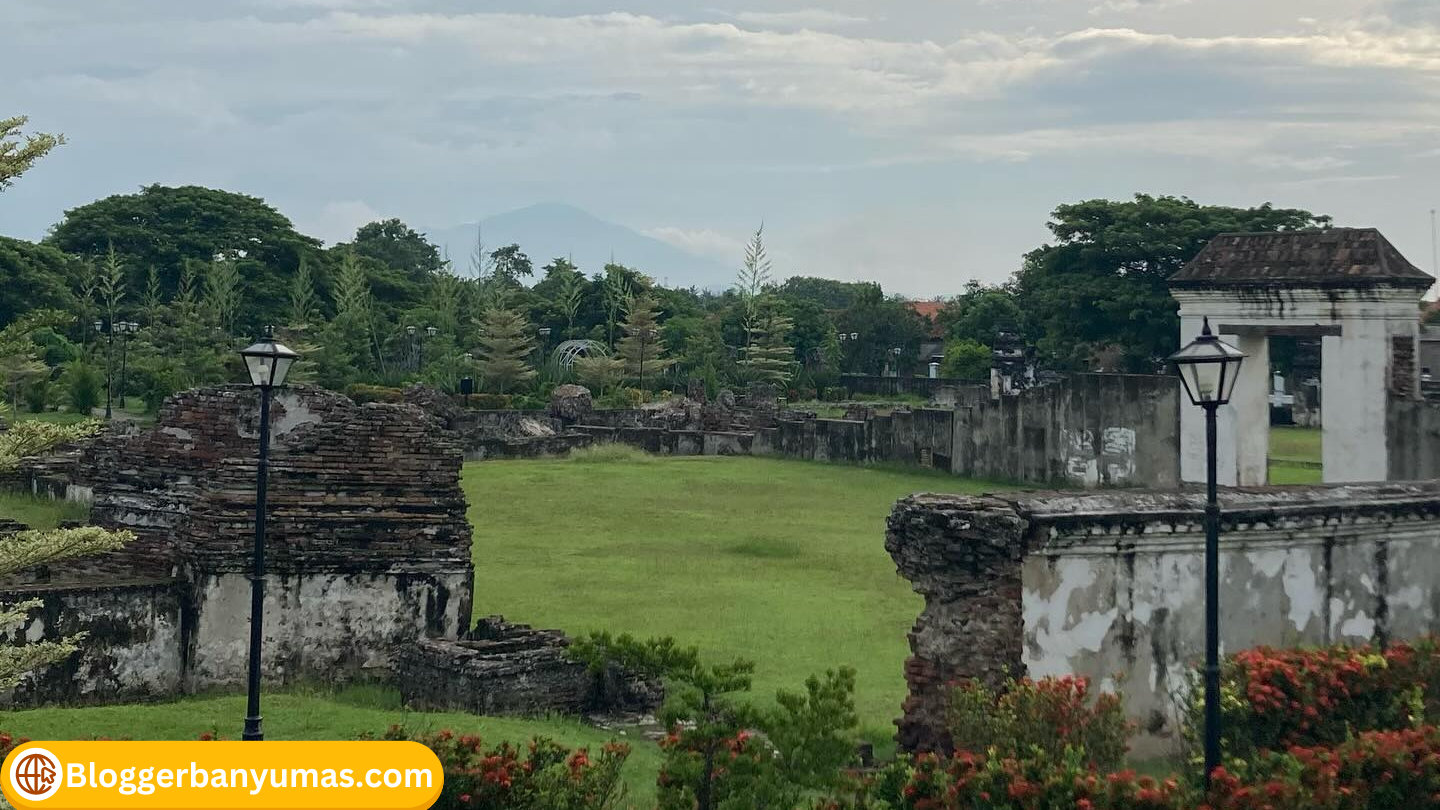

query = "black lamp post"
[116,321,139,411]
[1168,316,1245,787]
[236,327,299,742]
[94,320,113,419]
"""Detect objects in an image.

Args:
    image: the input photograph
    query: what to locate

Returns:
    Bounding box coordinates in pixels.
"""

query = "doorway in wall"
[1267,336,1323,484]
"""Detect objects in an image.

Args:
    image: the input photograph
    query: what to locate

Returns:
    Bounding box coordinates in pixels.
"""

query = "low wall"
[887,483,1440,754]
[841,375,988,399]
[0,580,188,706]
[953,373,1179,487]
[1388,397,1440,480]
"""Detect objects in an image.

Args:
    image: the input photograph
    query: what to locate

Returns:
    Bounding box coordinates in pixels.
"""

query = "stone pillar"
[1231,333,1270,486]
[885,494,1028,753]
[1322,324,1389,483]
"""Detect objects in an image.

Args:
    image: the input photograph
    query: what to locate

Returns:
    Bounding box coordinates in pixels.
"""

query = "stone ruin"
[0,384,657,719]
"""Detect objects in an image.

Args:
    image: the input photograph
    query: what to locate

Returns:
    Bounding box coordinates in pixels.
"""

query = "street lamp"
[94,320,113,419]
[1168,316,1245,787]
[116,322,139,411]
[236,327,299,742]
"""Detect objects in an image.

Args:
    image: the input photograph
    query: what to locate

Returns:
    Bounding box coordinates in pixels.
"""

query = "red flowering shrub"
[366,726,630,810]
[947,675,1132,770]
[1193,638,1440,758]
[1205,726,1440,810]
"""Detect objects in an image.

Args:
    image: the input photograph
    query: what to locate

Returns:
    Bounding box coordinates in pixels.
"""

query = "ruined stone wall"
[888,483,1440,755]
[0,385,473,703]
[952,373,1180,488]
[1387,396,1440,480]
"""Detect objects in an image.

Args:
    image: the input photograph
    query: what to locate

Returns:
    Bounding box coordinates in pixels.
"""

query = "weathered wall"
[1387,397,1440,480]
[0,581,188,706]
[888,483,1440,755]
[952,374,1179,488]
[1,385,474,704]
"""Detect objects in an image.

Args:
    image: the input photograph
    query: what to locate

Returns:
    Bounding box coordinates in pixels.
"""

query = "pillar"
[1322,326,1389,483]
[1231,333,1270,486]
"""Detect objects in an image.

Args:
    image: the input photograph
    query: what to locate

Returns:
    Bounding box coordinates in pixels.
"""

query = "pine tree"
[287,256,319,330]
[98,243,126,327]
[474,308,536,394]
[573,354,625,394]
[738,312,797,385]
[204,259,241,336]
[734,225,772,347]
[616,295,674,389]
[140,265,164,321]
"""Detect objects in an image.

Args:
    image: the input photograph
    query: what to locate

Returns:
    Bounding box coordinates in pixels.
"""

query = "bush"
[62,361,102,414]
[821,387,848,402]
[344,383,404,404]
[1189,639,1440,759]
[947,675,1132,771]
[567,444,654,464]
[0,419,103,471]
[364,727,630,810]
[469,393,512,410]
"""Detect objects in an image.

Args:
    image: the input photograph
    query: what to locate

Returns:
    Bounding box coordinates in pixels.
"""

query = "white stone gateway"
[1170,229,1434,485]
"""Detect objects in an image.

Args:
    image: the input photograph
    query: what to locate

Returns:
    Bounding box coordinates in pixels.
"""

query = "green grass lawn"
[1269,426,1322,485]
[0,491,88,529]
[465,452,1002,743]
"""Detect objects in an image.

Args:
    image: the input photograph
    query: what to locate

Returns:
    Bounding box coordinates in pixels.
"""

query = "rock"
[549,385,593,423]
[715,389,737,410]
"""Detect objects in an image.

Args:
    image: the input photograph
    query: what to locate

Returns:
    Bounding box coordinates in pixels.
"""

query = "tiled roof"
[1170,228,1433,290]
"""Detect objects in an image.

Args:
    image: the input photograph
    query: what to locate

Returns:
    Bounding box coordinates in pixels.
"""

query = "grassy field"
[464,451,1002,743]
[1269,425,1323,485]
[0,491,88,528]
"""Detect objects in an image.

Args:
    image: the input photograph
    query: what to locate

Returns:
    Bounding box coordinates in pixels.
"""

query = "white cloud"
[643,226,745,261]
[728,8,872,28]
[304,200,384,245]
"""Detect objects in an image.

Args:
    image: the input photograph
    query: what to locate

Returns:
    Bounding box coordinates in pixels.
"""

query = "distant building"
[907,300,946,368]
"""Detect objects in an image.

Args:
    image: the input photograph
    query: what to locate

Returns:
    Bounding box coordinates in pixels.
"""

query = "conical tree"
[475,307,536,394]
[738,312,797,386]
[572,354,625,395]
[616,295,674,390]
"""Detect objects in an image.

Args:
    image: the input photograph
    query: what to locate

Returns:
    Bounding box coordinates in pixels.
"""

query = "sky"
[1,0,1437,297]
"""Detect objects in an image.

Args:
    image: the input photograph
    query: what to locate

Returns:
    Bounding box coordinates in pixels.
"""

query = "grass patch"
[465,454,1004,733]
[1,691,663,807]
[1270,426,1321,465]
[0,491,88,529]
[566,443,656,464]
[1269,462,1323,485]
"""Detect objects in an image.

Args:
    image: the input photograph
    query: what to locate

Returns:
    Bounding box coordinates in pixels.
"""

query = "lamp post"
[236,327,300,742]
[1168,316,1246,787]
[95,320,114,419]
[116,322,139,411]
[422,326,437,371]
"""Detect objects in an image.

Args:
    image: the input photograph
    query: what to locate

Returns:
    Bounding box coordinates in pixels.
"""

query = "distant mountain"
[425,203,734,290]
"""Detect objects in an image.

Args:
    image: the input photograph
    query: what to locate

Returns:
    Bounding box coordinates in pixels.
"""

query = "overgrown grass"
[0,491,88,529]
[1269,426,1322,484]
[465,455,1004,738]
[565,442,657,464]
[1,690,664,807]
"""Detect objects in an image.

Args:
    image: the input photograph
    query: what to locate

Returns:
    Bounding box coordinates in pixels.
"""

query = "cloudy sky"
[1,0,1437,295]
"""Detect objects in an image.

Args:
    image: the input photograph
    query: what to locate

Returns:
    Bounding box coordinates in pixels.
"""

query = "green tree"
[351,219,443,283]
[1016,194,1328,371]
[939,281,1024,346]
[490,244,534,286]
[940,338,992,380]
[616,295,674,389]
[97,244,127,328]
[46,184,322,328]
[0,115,63,192]
[733,225,772,349]
[572,354,625,395]
[204,259,242,337]
[778,276,870,310]
[737,311,796,386]
[0,237,82,330]
[474,308,536,394]
[139,265,165,322]
[287,255,319,330]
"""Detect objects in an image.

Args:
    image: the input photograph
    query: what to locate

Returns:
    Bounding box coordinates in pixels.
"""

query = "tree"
[778,276,870,310]
[204,259,242,337]
[573,354,625,394]
[0,116,63,192]
[940,338,992,380]
[474,308,536,394]
[734,225,772,348]
[287,255,319,330]
[1015,194,1328,371]
[351,219,443,283]
[0,525,133,688]
[835,284,928,376]
[46,185,322,328]
[490,244,534,286]
[737,311,797,386]
[0,237,81,330]
[939,281,1024,346]
[616,295,675,389]
[602,265,635,346]
[97,244,127,328]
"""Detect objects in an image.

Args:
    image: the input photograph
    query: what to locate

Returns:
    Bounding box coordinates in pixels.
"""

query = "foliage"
[1015,195,1328,372]
[470,393,513,410]
[938,281,1025,347]
[287,256,320,330]
[475,308,537,394]
[947,675,1132,771]
[615,296,674,389]
[737,312,797,386]
[203,259,242,337]
[0,526,134,688]
[343,383,404,404]
[1186,639,1440,761]
[0,116,63,192]
[0,418,103,470]
[939,338,991,381]
[572,355,626,396]
[0,237,81,330]
[366,727,630,810]
[61,361,102,414]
